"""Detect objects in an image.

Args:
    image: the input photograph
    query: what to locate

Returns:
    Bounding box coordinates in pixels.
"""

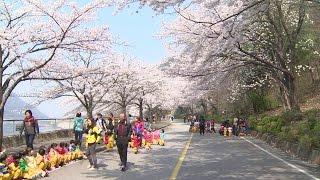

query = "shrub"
[312,122,320,134]
[256,116,284,134]
[296,121,311,135]
[256,125,264,132]
[281,110,303,123]
[253,110,320,149]
[278,131,296,142]
[289,126,300,140]
[305,109,320,119]
[204,114,221,121]
[299,134,312,148]
[305,109,320,129]
[310,136,320,149]
[248,116,258,130]
[248,92,269,113]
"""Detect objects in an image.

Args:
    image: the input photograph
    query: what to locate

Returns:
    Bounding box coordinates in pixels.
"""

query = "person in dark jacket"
[106,117,114,135]
[115,113,131,171]
[199,116,206,135]
[20,110,39,149]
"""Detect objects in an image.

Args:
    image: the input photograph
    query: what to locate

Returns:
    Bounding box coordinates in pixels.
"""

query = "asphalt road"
[45,121,320,180]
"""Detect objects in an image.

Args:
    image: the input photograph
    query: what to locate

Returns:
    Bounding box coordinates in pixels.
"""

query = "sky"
[14,3,173,118]
[99,5,171,63]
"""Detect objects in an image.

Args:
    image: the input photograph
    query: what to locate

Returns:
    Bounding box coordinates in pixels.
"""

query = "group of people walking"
[188,115,216,135]
[72,112,131,171]
[19,110,132,172]
[19,110,165,173]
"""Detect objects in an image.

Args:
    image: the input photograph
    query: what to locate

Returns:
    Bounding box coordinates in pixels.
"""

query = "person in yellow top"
[24,148,47,179]
[84,118,101,170]
[36,148,50,171]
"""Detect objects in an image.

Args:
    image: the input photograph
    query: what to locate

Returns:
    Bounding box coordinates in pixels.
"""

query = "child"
[104,132,115,151]
[36,148,50,171]
[69,140,76,152]
[18,151,28,177]
[25,148,47,179]
[0,163,13,180]
[55,142,67,166]
[159,129,166,146]
[5,153,22,180]
[130,131,140,154]
[153,130,160,145]
[55,142,65,154]
[69,140,77,160]
[152,131,157,145]
[0,154,14,180]
[64,143,72,163]
[144,131,153,150]
[74,142,84,160]
[103,134,109,147]
[48,143,59,168]
[134,118,144,144]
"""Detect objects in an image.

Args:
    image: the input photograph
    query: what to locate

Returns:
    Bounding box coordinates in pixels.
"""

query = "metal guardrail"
[3,118,74,137]
[3,116,167,137]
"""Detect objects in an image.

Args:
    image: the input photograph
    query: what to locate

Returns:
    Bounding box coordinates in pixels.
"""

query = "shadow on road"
[46,122,320,180]
[178,133,320,180]
[79,124,190,180]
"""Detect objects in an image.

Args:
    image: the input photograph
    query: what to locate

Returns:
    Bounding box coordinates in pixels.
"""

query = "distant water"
[4,119,72,137]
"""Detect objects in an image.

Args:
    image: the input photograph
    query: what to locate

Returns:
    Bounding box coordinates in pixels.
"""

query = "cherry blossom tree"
[142,75,191,118]
[119,0,320,111]
[36,51,119,119]
[133,64,164,119]
[98,57,142,115]
[0,0,112,148]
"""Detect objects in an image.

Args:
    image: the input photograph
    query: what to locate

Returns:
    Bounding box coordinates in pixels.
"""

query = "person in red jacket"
[20,110,39,149]
[130,131,140,154]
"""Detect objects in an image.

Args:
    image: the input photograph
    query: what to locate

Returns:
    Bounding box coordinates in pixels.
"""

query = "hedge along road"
[46,120,320,180]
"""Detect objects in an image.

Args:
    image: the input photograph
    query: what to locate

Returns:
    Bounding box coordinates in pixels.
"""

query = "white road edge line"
[241,137,320,180]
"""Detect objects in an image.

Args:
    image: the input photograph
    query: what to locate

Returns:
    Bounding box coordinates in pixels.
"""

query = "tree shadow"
[47,123,320,180]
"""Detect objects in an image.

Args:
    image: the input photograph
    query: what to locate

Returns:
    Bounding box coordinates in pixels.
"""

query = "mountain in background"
[4,94,49,120]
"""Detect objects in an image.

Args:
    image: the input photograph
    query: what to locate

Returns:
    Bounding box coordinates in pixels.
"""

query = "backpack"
[96,118,106,131]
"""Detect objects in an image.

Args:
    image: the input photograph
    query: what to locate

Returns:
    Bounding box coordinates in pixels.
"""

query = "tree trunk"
[138,98,143,119]
[86,107,93,119]
[147,105,152,121]
[121,104,126,116]
[279,86,288,110]
[0,108,4,149]
[190,104,194,115]
[281,74,300,111]
[200,100,208,115]
[309,63,315,85]
[0,45,4,149]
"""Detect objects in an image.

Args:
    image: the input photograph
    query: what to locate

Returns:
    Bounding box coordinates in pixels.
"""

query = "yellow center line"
[169,133,193,180]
